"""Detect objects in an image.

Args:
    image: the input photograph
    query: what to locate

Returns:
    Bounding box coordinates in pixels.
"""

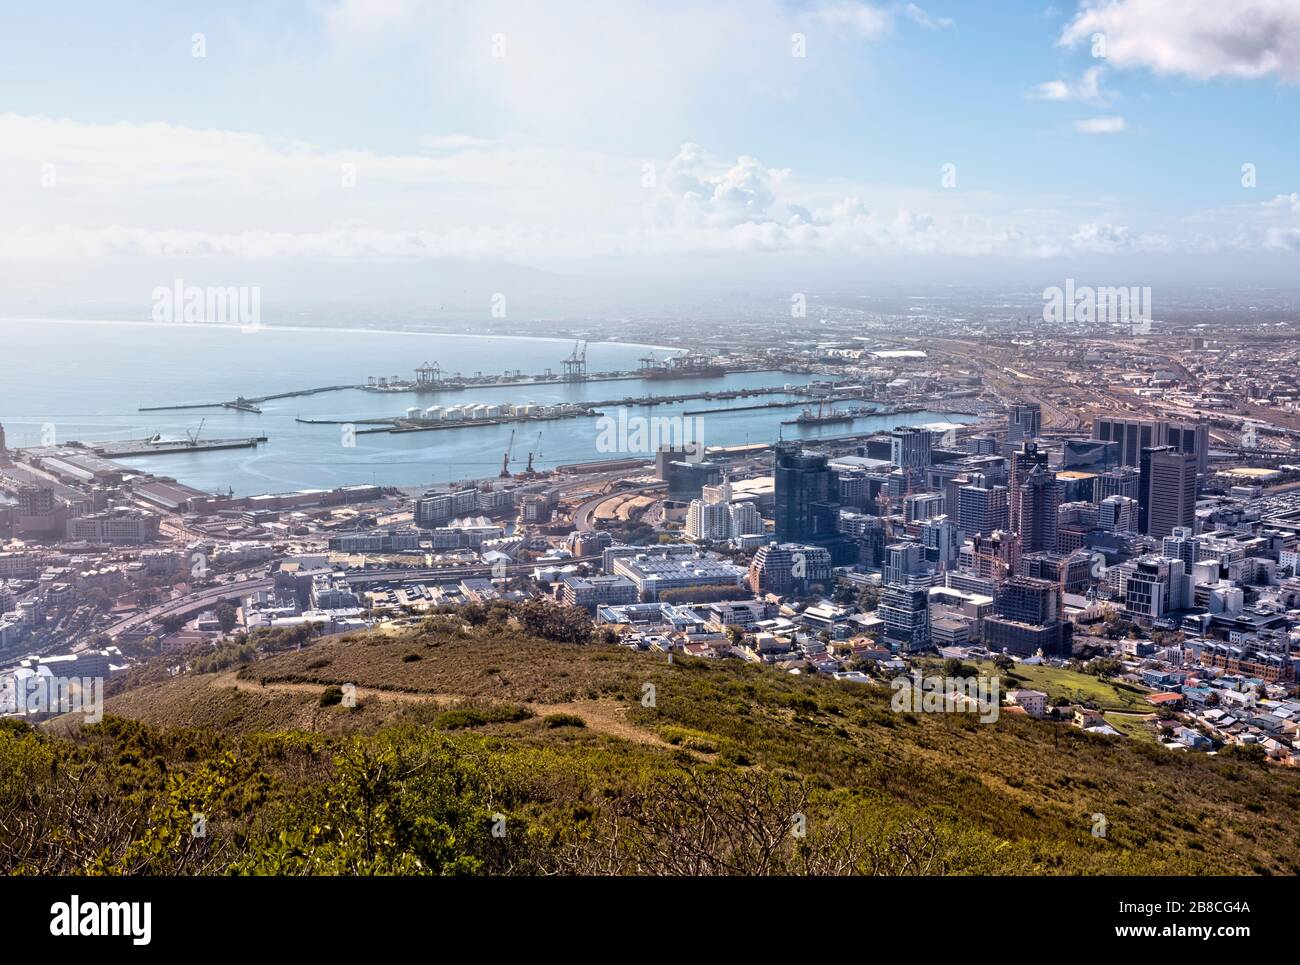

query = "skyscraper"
[1014,463,1059,553]
[957,482,1008,537]
[1143,446,1197,539]
[1008,442,1048,534]
[880,583,931,652]
[773,442,833,543]
[1099,494,1137,532]
[1093,416,1208,476]
[889,426,932,477]
[1006,401,1042,452]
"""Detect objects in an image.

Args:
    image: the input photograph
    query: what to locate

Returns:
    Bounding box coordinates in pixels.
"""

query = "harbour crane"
[185,418,205,448]
[499,428,515,478]
[524,430,543,477]
[562,340,588,381]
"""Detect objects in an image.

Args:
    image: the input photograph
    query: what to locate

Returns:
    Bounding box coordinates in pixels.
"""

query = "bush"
[542,713,586,729]
[434,701,533,731]
[320,686,344,707]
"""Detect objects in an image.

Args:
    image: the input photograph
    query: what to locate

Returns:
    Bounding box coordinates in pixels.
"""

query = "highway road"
[102,557,602,638]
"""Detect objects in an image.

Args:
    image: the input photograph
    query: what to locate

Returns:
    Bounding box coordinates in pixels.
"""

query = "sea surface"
[1,318,973,496]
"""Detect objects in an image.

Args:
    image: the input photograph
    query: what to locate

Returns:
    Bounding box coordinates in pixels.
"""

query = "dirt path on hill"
[208,672,672,748]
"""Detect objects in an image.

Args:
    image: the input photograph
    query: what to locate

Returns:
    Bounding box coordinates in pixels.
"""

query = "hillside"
[6,613,1300,875]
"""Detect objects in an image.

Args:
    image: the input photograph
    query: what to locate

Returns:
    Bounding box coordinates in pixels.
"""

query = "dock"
[89,436,268,458]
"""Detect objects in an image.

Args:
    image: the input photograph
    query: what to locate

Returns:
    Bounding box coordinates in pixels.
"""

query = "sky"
[1,0,1299,318]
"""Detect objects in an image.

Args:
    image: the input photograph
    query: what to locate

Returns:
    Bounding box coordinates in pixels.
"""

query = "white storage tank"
[406,407,420,420]
[425,406,442,420]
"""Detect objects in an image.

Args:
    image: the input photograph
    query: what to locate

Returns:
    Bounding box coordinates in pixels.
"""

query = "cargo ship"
[639,353,726,380]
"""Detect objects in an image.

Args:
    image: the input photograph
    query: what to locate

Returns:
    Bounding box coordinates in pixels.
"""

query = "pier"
[89,436,268,457]
[139,385,359,414]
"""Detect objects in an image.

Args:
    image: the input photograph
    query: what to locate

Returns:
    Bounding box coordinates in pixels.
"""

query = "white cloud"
[812,2,892,38]
[1074,115,1125,134]
[1059,0,1300,82]
[1030,65,1106,102]
[0,114,1292,269]
[903,4,954,30]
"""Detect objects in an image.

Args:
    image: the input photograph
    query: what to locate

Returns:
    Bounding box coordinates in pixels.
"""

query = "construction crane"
[185,418,205,448]
[524,430,543,477]
[499,428,515,478]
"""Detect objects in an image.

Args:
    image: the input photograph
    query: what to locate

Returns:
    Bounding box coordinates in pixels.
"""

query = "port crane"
[499,428,515,478]
[523,430,543,477]
[185,418,205,448]
[562,340,588,381]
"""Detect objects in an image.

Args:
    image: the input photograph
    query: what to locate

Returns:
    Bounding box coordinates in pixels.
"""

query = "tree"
[941,658,974,679]
[515,599,593,644]
[855,585,882,612]
[214,602,239,634]
[1086,657,1123,679]
[159,613,187,635]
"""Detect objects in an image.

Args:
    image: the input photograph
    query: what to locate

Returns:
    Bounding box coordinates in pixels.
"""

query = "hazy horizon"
[2,0,1299,318]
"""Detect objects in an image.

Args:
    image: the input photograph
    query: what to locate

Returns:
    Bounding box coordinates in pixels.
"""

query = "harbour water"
[1,318,974,495]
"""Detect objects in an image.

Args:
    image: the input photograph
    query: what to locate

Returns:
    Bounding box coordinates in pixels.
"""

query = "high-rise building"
[1094,416,1166,470]
[889,427,932,472]
[964,530,1021,582]
[1099,494,1137,532]
[883,541,926,587]
[1142,446,1197,539]
[957,483,1008,537]
[920,515,960,572]
[879,582,931,652]
[1008,442,1048,533]
[1006,402,1042,452]
[666,459,724,502]
[773,442,834,544]
[747,543,832,595]
[903,491,945,522]
[655,443,700,479]
[995,575,1060,624]
[728,501,763,537]
[685,499,731,541]
[1014,463,1059,553]
[1125,556,1190,622]
[983,575,1072,657]
[1094,465,1141,504]
[1164,420,1211,476]
[1162,526,1198,568]
[1062,438,1119,472]
[1093,416,1208,476]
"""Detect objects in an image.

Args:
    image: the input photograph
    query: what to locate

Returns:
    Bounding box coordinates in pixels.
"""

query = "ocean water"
[1,319,972,495]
